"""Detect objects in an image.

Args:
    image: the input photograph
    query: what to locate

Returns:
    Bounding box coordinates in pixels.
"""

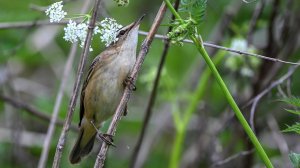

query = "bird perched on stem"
[69,16,143,164]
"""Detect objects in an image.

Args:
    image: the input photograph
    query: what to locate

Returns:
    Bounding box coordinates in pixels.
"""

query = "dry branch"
[130,0,180,167]
[52,0,102,167]
[38,0,93,166]
[247,62,300,131]
[38,43,78,168]
[93,2,167,168]
[0,94,78,131]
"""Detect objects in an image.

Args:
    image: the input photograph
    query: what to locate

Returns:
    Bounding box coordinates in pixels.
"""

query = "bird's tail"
[69,121,97,164]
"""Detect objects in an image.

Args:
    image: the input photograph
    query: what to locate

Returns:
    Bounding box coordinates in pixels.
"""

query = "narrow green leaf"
[285,109,300,115]
[282,123,300,134]
[281,97,300,107]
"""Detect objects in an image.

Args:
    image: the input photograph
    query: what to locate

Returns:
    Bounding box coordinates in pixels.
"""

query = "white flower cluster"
[45,1,67,23]
[45,2,123,50]
[63,20,100,51]
[225,38,260,77]
[99,18,123,47]
[230,38,247,55]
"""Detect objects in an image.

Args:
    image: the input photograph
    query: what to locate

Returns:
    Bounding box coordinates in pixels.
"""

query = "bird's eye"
[119,30,126,36]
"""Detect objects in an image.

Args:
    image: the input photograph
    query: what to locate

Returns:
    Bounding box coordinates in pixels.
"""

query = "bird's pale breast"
[84,53,134,127]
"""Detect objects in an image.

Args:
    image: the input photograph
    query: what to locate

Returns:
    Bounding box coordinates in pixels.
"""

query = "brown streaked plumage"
[69,17,142,164]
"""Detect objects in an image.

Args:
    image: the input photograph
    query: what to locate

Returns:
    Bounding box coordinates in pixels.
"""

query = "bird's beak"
[131,14,145,29]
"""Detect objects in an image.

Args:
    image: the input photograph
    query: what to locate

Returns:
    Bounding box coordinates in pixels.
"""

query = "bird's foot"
[90,121,116,147]
[123,76,136,91]
[97,133,116,147]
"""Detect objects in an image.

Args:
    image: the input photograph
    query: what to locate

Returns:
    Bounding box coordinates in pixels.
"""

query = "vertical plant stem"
[169,51,225,168]
[39,1,92,166]
[170,126,185,168]
[52,0,102,167]
[38,43,78,168]
[93,3,167,168]
[130,1,180,167]
[163,0,273,167]
[191,36,273,168]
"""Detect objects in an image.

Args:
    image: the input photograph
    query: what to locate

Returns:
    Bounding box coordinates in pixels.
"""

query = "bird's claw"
[90,120,116,147]
[98,133,116,147]
[123,76,136,91]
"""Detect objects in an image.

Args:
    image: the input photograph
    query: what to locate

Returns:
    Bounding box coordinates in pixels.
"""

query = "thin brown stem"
[0,94,78,131]
[267,116,290,167]
[211,149,254,167]
[129,1,180,167]
[138,31,300,66]
[38,1,92,166]
[52,0,102,167]
[246,61,300,131]
[1,20,300,66]
[38,43,78,168]
[246,0,265,45]
[0,20,68,29]
[93,3,167,168]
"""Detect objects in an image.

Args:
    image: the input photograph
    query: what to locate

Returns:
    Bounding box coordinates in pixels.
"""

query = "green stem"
[191,36,273,168]
[164,0,182,21]
[163,0,273,167]
[169,125,185,168]
[169,52,225,168]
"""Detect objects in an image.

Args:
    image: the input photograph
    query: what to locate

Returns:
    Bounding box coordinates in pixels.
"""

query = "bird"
[69,16,143,164]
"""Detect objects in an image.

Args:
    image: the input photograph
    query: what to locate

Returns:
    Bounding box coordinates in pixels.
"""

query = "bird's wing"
[78,47,119,127]
[78,55,102,127]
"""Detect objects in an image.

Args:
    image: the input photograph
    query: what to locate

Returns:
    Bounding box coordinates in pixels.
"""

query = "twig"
[0,127,45,147]
[138,31,300,66]
[29,4,48,12]
[0,94,78,131]
[133,109,172,168]
[247,62,300,131]
[129,1,180,167]
[93,3,167,168]
[181,111,232,168]
[0,20,68,29]
[286,78,292,97]
[277,85,288,98]
[267,116,290,167]
[2,19,300,67]
[252,0,280,95]
[38,43,78,168]
[246,0,265,45]
[52,0,102,167]
[211,149,254,167]
[38,1,92,166]
[2,20,300,66]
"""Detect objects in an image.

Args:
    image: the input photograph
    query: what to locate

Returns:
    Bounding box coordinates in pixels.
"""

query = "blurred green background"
[1,0,300,167]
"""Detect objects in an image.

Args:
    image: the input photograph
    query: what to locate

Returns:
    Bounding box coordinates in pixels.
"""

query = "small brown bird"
[69,17,143,164]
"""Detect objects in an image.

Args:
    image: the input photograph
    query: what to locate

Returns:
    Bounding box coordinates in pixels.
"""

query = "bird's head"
[109,15,144,50]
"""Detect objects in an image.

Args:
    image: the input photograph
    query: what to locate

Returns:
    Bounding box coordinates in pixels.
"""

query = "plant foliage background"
[0,0,300,167]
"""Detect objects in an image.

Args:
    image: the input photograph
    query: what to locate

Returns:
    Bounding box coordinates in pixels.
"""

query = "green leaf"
[285,109,300,115]
[179,0,207,25]
[281,97,300,107]
[282,123,300,134]
[289,152,300,168]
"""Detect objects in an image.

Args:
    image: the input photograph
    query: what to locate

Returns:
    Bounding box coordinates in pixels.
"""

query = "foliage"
[1,0,300,167]
[281,97,300,168]
[281,97,300,134]
[179,0,207,24]
[167,0,207,45]
[289,152,300,168]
